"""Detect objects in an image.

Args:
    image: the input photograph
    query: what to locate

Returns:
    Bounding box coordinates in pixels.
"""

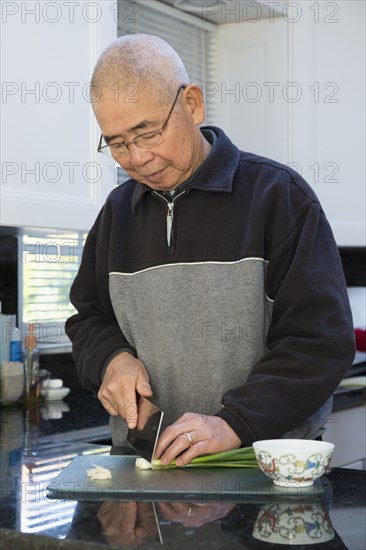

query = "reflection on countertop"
[0,391,111,543]
[0,391,365,550]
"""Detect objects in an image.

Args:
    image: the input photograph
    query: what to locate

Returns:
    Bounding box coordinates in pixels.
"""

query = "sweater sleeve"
[65,216,136,393]
[217,200,355,444]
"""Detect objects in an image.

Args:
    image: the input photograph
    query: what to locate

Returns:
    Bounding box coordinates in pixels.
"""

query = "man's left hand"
[153,413,241,466]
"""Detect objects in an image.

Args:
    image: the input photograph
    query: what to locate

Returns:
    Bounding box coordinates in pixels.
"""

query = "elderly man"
[66,34,354,467]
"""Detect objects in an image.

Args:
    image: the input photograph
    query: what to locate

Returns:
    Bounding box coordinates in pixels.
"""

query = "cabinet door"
[1,1,117,231]
[290,0,365,246]
[213,16,288,163]
[213,1,365,246]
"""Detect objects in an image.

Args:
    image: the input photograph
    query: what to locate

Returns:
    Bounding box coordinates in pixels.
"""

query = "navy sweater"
[66,126,355,445]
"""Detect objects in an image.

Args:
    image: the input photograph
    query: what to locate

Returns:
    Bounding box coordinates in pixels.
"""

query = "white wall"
[212,1,365,246]
[0,1,117,231]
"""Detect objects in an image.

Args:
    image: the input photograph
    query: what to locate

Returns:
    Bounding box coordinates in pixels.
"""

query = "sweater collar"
[131,126,240,212]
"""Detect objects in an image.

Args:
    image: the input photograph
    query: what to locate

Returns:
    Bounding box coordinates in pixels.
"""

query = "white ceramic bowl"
[0,374,25,403]
[0,368,50,404]
[252,439,335,487]
[42,378,63,389]
[252,501,334,544]
[40,386,70,401]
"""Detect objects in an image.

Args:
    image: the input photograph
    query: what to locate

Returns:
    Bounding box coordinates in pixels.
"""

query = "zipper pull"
[166,202,174,248]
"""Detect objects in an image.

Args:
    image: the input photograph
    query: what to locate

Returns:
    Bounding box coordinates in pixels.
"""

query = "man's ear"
[182,84,206,125]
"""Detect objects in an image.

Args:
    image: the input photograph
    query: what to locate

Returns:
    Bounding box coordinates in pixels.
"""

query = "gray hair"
[90,34,189,106]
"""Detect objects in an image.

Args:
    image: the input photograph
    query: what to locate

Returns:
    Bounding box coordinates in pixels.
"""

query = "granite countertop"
[0,391,365,550]
[333,362,366,411]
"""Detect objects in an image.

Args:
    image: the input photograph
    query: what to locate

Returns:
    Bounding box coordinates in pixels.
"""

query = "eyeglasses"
[97,85,187,158]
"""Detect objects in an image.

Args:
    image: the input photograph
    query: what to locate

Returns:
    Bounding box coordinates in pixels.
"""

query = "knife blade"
[127,395,164,463]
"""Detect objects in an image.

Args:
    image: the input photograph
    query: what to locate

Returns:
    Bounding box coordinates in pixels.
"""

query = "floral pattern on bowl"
[256,450,333,486]
[252,440,335,487]
[252,502,334,545]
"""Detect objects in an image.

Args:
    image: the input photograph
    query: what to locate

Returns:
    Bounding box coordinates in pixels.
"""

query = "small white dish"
[41,386,70,401]
[42,378,63,389]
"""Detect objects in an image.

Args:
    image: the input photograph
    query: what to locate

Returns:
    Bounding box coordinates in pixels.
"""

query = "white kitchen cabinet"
[213,1,365,246]
[2,1,364,241]
[0,1,117,231]
[212,15,289,165]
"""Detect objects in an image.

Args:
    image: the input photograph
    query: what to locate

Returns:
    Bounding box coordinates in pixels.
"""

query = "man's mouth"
[143,168,166,182]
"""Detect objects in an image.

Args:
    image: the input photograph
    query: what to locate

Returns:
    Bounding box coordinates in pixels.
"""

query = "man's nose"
[127,144,155,165]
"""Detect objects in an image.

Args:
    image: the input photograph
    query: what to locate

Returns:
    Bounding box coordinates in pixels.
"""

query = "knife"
[127,395,164,463]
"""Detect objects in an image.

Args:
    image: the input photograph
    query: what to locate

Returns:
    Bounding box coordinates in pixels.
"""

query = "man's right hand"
[97,351,152,429]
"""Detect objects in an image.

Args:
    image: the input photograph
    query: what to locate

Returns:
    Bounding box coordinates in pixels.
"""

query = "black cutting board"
[47,455,325,502]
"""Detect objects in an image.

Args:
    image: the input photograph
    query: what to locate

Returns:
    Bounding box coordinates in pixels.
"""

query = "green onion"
[150,446,258,470]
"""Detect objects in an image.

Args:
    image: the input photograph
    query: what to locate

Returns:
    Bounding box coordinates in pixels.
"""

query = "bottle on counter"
[0,302,16,366]
[22,323,40,400]
[10,328,22,362]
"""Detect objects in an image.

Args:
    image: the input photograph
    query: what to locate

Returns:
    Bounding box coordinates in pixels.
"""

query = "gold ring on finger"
[183,432,193,447]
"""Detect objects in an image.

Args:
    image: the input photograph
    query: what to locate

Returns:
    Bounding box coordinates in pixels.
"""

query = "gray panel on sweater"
[108,258,331,446]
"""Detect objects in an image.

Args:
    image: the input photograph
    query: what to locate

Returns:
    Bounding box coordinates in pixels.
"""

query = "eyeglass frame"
[97,84,187,158]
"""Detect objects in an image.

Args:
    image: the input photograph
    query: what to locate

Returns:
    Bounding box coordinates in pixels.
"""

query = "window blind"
[21,232,86,346]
